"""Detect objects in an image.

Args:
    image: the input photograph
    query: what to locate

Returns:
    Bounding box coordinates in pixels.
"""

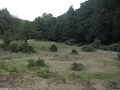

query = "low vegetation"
[70,49,78,54]
[37,69,60,79]
[27,58,47,68]
[0,40,120,89]
[49,44,58,52]
[81,44,96,52]
[71,62,84,71]
[118,53,120,59]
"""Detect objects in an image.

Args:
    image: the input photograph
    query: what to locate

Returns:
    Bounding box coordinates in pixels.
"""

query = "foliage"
[27,58,47,68]
[37,69,60,79]
[93,39,101,48]
[65,39,76,45]
[27,59,36,68]
[71,49,78,54]
[1,0,120,50]
[10,42,35,53]
[81,44,96,52]
[100,43,120,52]
[10,42,19,52]
[118,54,120,59]
[49,44,58,52]
[71,62,84,71]
[36,58,46,67]
[0,60,6,69]
[3,31,12,45]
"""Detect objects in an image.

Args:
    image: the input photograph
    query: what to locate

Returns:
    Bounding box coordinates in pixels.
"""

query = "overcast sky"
[0,0,86,21]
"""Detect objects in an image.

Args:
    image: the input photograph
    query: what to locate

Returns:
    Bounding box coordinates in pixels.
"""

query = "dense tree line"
[0,0,120,45]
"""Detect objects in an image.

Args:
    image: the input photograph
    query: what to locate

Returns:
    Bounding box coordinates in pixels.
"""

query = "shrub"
[10,42,19,52]
[0,60,6,69]
[0,43,11,50]
[71,62,84,71]
[118,54,120,59]
[81,44,96,52]
[10,42,35,53]
[100,43,120,52]
[27,59,36,68]
[37,69,59,79]
[36,58,46,67]
[49,44,58,52]
[93,39,101,48]
[71,49,78,54]
[27,58,47,68]
[3,31,12,45]
[20,44,34,53]
[65,39,76,45]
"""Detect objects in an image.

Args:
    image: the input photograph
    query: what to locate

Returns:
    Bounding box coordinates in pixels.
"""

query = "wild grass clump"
[37,69,60,79]
[71,62,84,71]
[71,49,78,54]
[49,44,58,52]
[27,58,47,68]
[81,44,96,52]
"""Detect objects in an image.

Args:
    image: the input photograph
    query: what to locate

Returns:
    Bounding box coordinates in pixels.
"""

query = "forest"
[0,0,120,46]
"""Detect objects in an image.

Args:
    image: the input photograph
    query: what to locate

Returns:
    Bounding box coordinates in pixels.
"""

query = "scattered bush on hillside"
[93,39,101,48]
[81,44,96,52]
[0,43,11,50]
[10,42,19,52]
[37,69,60,79]
[0,60,6,69]
[36,58,46,67]
[10,42,35,53]
[71,49,78,54]
[71,62,84,71]
[49,44,58,52]
[3,31,12,45]
[27,59,36,68]
[118,54,120,59]
[65,39,76,45]
[100,43,120,52]
[27,58,47,68]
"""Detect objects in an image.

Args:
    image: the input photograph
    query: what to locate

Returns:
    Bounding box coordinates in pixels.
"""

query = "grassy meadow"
[0,40,120,90]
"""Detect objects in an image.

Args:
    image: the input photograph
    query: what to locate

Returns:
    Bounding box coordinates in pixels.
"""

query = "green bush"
[118,54,120,59]
[10,42,35,53]
[71,49,78,54]
[0,43,11,50]
[3,31,12,45]
[81,44,96,52]
[0,60,6,69]
[27,58,47,68]
[65,39,76,45]
[36,58,46,67]
[100,43,120,52]
[27,59,36,68]
[37,69,59,79]
[71,62,84,71]
[49,44,58,52]
[10,42,19,52]
[93,39,101,48]
[20,44,34,53]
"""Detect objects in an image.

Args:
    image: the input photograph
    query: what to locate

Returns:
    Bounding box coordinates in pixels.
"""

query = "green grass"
[0,39,120,83]
[80,72,120,81]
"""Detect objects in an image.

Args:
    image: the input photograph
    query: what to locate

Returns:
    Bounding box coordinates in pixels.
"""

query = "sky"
[0,0,86,21]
